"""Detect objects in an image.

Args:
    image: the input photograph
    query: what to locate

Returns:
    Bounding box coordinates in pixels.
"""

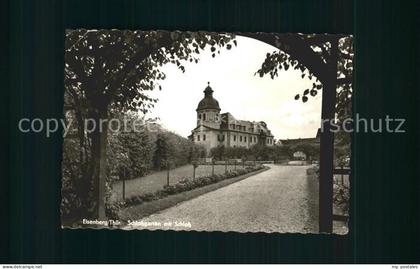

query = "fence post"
[122,167,126,201]
[212,160,215,176]
[166,164,170,186]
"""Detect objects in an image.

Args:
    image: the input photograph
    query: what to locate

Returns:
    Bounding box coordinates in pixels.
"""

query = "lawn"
[110,164,246,202]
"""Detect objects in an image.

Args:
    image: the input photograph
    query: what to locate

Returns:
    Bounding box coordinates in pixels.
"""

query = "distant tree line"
[210,143,320,162]
[106,120,207,182]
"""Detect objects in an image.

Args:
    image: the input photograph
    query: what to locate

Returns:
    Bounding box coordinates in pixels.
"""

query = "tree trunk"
[90,109,108,220]
[166,167,170,186]
[319,38,338,233]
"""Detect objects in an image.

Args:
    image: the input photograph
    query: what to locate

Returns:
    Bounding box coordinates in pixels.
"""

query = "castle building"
[190,83,275,154]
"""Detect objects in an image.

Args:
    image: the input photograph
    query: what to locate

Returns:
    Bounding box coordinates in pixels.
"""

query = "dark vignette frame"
[2,0,419,264]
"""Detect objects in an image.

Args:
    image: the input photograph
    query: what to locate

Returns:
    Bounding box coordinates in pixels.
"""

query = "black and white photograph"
[62,30,353,234]
[5,0,420,265]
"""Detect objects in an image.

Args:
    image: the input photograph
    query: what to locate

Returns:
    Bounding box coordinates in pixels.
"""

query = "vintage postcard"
[62,30,352,234]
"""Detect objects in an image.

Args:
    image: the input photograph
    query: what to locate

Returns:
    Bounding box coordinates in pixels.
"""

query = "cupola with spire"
[196,82,221,128]
[196,82,221,111]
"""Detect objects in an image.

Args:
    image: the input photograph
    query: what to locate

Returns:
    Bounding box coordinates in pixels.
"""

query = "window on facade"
[198,114,201,120]
[233,135,236,141]
[203,134,206,141]
[244,137,247,142]
[203,114,206,121]
[239,136,242,142]
[197,135,200,141]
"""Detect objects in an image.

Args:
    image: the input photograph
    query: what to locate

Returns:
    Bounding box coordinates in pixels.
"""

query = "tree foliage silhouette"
[246,33,353,120]
[64,29,235,218]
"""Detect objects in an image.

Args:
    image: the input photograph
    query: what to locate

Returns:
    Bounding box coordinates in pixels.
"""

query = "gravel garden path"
[136,164,319,233]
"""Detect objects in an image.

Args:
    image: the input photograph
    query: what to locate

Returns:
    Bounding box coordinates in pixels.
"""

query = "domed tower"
[196,82,221,129]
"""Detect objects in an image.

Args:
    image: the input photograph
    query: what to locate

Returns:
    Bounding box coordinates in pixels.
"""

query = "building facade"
[190,83,275,154]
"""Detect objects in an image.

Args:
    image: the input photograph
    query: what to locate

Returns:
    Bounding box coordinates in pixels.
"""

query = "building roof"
[196,82,221,111]
[279,128,321,145]
[280,137,319,145]
[192,124,274,137]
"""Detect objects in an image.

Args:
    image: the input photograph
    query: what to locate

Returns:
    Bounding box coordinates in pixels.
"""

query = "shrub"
[225,171,236,177]
[333,182,350,213]
[179,177,190,184]
[163,185,177,195]
[132,196,143,204]
[105,203,120,220]
[125,197,135,205]
[116,163,266,209]
[105,201,125,220]
[141,192,157,202]
[202,176,213,185]
[212,174,222,182]
[152,131,206,170]
[191,178,202,188]
[210,144,293,162]
[176,177,195,191]
[124,196,143,206]
[236,168,246,175]
[155,190,168,199]
[173,182,185,192]
[306,166,319,175]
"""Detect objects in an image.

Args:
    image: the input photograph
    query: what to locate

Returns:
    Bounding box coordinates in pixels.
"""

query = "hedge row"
[105,164,265,219]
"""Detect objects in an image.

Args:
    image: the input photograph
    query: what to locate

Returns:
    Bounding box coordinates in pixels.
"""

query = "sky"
[143,35,322,140]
